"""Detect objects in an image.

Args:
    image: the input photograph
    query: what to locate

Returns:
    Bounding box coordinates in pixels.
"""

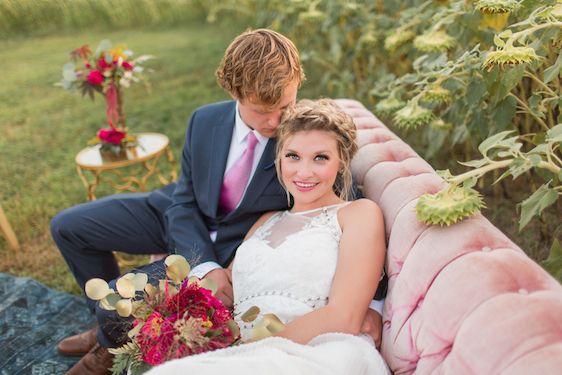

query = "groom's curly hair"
[276,99,358,202]
[216,29,305,107]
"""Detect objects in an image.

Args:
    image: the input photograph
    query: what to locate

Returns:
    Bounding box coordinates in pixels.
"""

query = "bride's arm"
[274,199,385,345]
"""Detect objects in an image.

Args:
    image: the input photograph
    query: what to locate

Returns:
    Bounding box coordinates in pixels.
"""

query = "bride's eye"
[314,154,329,161]
[285,152,300,160]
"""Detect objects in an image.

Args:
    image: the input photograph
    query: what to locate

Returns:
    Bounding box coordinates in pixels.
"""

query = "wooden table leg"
[0,204,20,251]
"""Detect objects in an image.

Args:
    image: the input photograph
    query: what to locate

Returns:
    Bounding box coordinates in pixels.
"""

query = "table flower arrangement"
[61,40,153,160]
[85,255,241,374]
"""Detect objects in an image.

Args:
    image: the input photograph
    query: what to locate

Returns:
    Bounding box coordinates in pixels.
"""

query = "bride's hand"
[360,309,382,349]
[205,268,234,308]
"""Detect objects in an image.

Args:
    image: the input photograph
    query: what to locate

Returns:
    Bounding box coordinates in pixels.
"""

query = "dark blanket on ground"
[0,273,95,375]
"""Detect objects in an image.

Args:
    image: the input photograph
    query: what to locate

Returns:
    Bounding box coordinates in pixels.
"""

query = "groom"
[52,29,385,375]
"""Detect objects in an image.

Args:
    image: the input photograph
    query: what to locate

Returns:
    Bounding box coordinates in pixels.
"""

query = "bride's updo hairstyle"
[276,99,358,201]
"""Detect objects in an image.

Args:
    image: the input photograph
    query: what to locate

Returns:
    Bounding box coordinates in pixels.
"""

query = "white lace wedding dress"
[147,204,389,375]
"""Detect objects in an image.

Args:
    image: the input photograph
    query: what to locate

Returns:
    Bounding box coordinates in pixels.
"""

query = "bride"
[147,99,389,374]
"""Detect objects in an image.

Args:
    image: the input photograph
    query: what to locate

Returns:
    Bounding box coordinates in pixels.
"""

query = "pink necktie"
[219,132,259,213]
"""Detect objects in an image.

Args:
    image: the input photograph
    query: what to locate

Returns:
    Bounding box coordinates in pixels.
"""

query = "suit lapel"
[207,105,236,216]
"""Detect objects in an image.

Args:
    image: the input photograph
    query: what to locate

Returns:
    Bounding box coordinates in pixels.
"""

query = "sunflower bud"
[393,101,434,129]
[359,32,378,49]
[430,118,453,130]
[298,10,326,25]
[414,31,456,53]
[374,97,405,118]
[475,0,520,14]
[483,46,542,71]
[422,86,452,104]
[416,186,485,226]
[384,29,415,52]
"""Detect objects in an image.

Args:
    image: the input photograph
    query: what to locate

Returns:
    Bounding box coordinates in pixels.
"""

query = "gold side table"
[75,132,177,200]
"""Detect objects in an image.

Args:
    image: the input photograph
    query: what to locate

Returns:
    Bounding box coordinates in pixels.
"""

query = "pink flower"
[97,58,111,70]
[87,70,104,86]
[122,61,134,71]
[97,127,126,145]
[84,62,91,69]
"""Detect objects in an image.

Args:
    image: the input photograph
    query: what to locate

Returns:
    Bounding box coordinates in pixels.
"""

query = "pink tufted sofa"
[336,99,562,374]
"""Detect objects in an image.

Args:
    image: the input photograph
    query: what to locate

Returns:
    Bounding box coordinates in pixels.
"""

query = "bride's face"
[280,130,342,211]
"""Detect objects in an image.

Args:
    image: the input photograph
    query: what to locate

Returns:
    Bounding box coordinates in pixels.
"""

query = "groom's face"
[237,80,299,138]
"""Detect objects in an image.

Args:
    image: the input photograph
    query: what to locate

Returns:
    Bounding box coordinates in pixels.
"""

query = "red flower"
[97,128,126,145]
[87,70,104,86]
[122,61,134,71]
[96,58,112,70]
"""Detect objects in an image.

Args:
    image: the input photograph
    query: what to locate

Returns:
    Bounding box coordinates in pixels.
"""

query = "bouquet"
[61,40,153,155]
[85,255,240,374]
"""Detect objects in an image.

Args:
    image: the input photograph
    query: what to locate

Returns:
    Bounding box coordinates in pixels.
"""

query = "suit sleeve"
[165,110,217,265]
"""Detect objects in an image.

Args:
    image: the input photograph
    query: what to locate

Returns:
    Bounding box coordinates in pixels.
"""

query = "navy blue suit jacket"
[148,100,288,267]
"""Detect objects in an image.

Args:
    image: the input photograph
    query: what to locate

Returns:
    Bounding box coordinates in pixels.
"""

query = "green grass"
[0,21,251,292]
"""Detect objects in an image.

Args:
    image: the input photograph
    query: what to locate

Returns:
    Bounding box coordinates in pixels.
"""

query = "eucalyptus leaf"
[104,293,121,307]
[116,277,136,298]
[99,297,117,311]
[165,255,190,283]
[262,314,285,334]
[240,306,261,322]
[144,283,157,298]
[131,273,148,291]
[519,182,558,230]
[200,278,218,295]
[249,325,272,342]
[116,299,133,317]
[85,278,111,300]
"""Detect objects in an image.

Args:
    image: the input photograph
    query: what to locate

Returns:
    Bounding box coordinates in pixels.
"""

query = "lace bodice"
[232,203,348,339]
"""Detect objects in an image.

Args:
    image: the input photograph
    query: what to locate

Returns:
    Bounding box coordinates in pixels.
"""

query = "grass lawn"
[0,21,258,293]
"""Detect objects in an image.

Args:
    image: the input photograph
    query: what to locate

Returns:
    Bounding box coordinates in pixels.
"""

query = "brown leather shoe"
[65,343,113,375]
[58,327,98,356]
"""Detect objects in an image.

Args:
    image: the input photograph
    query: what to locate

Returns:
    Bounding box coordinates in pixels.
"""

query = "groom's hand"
[361,309,382,349]
[205,268,234,308]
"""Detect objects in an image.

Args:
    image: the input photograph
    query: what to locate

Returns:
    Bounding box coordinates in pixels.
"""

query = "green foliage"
[0,0,207,38]
[541,239,562,283]
[197,0,561,278]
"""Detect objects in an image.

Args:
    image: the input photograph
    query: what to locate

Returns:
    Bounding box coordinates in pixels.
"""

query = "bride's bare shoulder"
[338,199,383,228]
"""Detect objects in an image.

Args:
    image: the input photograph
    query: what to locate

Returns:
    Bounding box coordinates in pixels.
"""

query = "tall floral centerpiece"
[61,40,153,160]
